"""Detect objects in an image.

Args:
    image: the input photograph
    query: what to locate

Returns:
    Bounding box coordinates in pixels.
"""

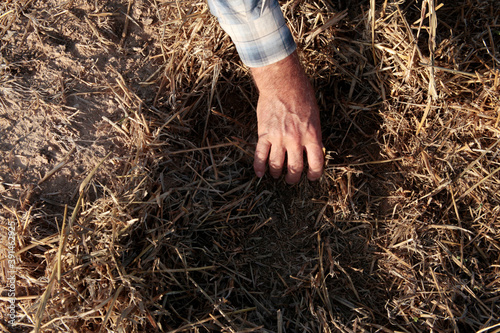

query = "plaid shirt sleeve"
[206,0,297,67]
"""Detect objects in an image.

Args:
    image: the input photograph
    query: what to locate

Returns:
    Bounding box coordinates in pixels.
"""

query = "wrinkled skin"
[251,51,324,184]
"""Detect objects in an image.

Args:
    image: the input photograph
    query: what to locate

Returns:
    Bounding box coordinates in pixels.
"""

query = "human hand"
[251,52,324,184]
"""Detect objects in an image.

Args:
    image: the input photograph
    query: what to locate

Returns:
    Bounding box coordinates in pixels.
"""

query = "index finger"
[305,144,324,181]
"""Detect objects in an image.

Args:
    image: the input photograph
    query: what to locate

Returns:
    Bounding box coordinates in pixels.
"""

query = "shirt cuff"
[207,0,297,67]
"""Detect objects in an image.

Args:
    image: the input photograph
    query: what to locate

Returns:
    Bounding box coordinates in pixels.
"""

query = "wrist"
[250,51,310,95]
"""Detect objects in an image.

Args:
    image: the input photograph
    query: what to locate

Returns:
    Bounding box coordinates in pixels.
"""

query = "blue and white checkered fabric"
[207,0,297,67]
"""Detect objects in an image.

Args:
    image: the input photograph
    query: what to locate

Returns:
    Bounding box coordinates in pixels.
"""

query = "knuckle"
[284,132,301,144]
[269,162,283,170]
[287,164,303,174]
[254,151,267,161]
[309,167,323,176]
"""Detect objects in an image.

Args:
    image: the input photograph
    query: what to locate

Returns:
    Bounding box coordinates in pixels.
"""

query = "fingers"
[254,138,288,180]
[285,145,304,184]
[268,144,286,179]
[305,144,324,181]
[254,141,324,183]
[254,140,271,178]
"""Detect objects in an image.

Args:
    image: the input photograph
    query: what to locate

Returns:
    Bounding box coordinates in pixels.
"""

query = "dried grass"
[1,0,499,332]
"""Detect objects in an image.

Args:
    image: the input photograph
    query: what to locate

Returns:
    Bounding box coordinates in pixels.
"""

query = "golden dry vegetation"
[0,0,499,332]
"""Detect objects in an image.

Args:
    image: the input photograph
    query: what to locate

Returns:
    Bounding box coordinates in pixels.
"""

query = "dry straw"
[0,0,499,332]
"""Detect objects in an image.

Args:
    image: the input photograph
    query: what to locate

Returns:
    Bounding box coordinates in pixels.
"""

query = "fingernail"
[256,171,264,178]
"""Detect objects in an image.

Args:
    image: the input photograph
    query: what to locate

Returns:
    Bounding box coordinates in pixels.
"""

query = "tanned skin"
[251,51,324,184]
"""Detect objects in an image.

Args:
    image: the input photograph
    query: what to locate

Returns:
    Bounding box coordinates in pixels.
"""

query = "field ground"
[0,0,499,332]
